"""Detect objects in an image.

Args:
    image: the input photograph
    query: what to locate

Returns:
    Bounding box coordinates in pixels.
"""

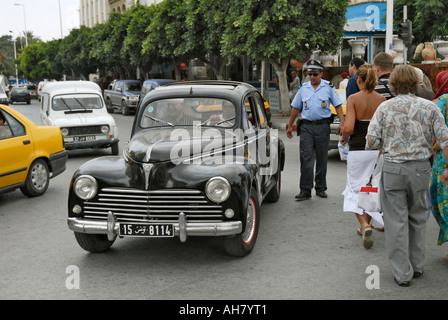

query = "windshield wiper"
[196,116,236,127]
[60,98,73,111]
[144,114,174,127]
[73,98,87,111]
[216,116,235,125]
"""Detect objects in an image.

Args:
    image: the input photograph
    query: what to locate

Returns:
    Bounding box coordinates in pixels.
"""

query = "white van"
[0,85,9,105]
[40,81,119,155]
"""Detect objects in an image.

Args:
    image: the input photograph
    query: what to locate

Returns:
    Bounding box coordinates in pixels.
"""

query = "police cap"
[305,59,324,72]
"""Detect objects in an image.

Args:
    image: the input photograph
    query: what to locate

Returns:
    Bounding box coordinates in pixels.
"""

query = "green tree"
[142,0,191,80]
[57,26,97,80]
[122,4,157,78]
[17,40,62,81]
[394,0,448,45]
[186,0,232,79]
[90,12,132,79]
[221,0,349,114]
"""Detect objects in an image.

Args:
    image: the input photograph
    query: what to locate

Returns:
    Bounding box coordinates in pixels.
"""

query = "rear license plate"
[119,223,174,237]
[73,136,96,142]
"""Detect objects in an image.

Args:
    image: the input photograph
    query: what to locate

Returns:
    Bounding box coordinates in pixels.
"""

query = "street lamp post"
[9,31,19,88]
[58,0,63,38]
[14,3,28,47]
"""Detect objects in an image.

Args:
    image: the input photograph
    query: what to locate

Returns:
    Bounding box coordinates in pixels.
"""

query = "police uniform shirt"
[291,79,342,121]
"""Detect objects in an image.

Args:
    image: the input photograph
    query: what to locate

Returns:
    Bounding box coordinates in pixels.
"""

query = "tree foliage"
[394,0,448,44]
[221,0,349,113]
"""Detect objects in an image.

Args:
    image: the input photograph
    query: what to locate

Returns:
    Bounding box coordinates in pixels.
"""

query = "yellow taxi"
[0,105,68,197]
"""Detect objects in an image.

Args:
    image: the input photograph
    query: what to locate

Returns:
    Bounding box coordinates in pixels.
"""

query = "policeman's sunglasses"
[308,72,321,77]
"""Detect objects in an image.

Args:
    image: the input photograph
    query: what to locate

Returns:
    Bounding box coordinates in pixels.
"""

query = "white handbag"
[357,153,382,212]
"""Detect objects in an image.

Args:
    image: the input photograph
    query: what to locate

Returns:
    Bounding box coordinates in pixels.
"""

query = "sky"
[0,0,80,42]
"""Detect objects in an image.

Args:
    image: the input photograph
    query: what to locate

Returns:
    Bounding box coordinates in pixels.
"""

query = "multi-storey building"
[80,0,163,28]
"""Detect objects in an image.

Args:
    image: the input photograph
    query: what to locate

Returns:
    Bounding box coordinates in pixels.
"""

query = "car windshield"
[52,94,104,111]
[124,83,142,92]
[140,97,236,128]
[0,87,4,94]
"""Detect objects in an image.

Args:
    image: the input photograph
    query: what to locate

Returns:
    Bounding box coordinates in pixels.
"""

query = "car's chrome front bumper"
[67,212,242,242]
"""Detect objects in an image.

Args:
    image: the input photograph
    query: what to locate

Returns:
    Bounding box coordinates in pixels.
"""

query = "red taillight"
[27,94,30,98]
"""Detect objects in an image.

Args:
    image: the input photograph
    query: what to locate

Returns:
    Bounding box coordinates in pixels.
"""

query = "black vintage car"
[67,81,285,256]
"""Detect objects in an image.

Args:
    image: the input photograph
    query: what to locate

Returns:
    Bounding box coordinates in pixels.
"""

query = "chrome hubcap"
[31,163,48,190]
[242,198,256,244]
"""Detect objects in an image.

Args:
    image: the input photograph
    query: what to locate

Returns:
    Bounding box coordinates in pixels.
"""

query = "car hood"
[126,127,243,163]
[48,111,116,127]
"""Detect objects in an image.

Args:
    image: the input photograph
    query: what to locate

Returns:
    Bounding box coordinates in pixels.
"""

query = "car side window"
[244,96,260,129]
[253,93,267,129]
[1,111,25,139]
[41,93,49,115]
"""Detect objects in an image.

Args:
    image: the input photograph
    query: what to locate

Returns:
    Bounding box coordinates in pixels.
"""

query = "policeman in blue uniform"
[287,59,344,201]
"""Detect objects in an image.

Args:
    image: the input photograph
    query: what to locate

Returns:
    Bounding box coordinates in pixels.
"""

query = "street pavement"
[1,104,447,303]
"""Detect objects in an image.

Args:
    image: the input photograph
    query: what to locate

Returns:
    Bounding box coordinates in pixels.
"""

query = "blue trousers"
[299,122,330,194]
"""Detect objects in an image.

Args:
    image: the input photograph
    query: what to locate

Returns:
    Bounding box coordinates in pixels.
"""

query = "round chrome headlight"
[73,175,98,200]
[61,128,69,136]
[205,177,231,203]
[101,125,109,133]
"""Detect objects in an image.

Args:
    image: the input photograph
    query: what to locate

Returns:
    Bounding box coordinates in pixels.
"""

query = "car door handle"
[23,140,31,145]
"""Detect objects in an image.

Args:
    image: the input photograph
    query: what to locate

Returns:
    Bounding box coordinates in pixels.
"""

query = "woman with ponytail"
[339,64,386,249]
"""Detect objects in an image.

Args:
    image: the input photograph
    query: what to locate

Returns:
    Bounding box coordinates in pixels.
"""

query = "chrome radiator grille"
[83,188,223,223]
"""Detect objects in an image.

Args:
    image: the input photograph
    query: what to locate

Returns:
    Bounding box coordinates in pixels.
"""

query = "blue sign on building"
[343,1,388,64]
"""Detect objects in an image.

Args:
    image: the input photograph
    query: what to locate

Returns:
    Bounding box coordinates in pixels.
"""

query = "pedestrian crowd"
[286,53,448,287]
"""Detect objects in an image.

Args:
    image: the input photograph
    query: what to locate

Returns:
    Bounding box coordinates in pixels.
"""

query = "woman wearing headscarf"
[429,70,448,258]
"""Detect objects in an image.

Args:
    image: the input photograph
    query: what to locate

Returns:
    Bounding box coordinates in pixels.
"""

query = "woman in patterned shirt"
[366,65,448,286]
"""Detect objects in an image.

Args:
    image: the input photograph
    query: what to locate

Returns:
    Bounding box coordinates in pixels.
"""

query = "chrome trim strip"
[68,217,242,238]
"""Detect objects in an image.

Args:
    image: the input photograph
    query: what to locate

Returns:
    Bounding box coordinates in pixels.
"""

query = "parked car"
[27,84,38,99]
[329,89,347,150]
[10,87,31,104]
[103,80,142,115]
[0,105,68,196]
[0,86,9,105]
[67,80,285,257]
[40,81,119,155]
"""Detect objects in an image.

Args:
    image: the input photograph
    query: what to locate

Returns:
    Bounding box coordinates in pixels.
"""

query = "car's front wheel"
[224,187,260,257]
[121,101,130,115]
[106,99,114,113]
[20,159,49,197]
[265,168,281,203]
[74,232,116,253]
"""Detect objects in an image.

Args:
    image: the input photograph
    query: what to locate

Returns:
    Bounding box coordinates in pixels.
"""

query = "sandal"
[362,226,373,249]
[371,224,384,232]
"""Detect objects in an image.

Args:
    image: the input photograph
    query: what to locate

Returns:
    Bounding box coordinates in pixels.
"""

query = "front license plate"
[119,223,174,237]
[73,136,96,142]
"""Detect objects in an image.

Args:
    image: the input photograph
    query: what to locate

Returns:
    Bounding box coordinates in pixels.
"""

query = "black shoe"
[413,271,423,278]
[316,190,328,198]
[394,277,411,287]
[295,192,311,201]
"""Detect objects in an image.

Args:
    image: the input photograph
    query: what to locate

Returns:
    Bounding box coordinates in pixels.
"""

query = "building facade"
[80,0,163,28]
